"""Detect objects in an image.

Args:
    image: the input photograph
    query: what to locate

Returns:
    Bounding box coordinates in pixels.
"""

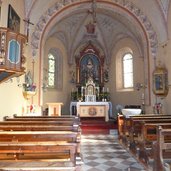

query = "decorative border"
[31,0,158,58]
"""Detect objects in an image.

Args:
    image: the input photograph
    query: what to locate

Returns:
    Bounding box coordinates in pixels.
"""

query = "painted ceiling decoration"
[157,0,170,20]
[30,0,158,60]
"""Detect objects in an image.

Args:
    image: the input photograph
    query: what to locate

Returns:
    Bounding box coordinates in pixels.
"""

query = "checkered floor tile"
[80,134,147,171]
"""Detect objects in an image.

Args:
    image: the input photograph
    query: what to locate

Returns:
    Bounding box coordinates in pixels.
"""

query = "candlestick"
[102,87,105,92]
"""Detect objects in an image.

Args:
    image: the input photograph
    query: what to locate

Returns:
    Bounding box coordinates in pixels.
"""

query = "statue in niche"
[86,58,94,79]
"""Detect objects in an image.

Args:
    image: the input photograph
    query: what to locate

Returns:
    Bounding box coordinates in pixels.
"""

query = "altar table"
[70,102,112,122]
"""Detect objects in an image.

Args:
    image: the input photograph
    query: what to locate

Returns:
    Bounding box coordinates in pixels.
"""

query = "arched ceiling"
[23,0,170,62]
[47,8,143,64]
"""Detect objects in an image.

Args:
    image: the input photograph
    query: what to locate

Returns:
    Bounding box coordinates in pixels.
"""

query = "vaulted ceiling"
[23,0,170,63]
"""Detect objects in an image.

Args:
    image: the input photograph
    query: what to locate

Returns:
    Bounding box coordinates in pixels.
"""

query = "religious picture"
[80,54,100,85]
[7,5,20,32]
[155,74,163,90]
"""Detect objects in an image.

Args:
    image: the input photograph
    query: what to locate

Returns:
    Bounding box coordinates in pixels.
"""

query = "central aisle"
[80,134,146,171]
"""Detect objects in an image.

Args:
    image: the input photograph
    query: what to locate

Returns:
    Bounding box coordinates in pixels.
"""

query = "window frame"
[48,53,56,88]
[122,52,134,89]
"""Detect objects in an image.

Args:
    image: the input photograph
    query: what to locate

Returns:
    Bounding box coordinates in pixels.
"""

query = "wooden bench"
[6,115,80,122]
[0,115,82,170]
[119,114,171,147]
[152,126,171,171]
[4,117,80,123]
[135,122,171,167]
[0,120,79,126]
[0,124,80,132]
[118,114,171,166]
[0,131,80,171]
[118,114,171,141]
[13,114,77,118]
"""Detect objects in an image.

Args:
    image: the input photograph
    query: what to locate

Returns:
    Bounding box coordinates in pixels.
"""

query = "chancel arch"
[26,0,168,113]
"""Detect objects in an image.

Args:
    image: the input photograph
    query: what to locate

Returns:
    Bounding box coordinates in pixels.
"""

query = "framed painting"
[80,54,100,85]
[7,4,20,32]
[153,65,168,96]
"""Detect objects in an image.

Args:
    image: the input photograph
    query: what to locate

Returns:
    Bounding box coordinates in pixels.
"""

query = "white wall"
[110,38,145,116]
[162,5,171,115]
[43,36,71,114]
[0,0,28,120]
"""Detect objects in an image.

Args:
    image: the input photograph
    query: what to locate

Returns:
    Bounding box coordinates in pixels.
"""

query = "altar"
[70,101,112,122]
[69,48,112,121]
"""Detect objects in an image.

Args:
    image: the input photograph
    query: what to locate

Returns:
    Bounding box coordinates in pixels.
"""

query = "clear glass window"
[123,53,133,88]
[48,53,56,87]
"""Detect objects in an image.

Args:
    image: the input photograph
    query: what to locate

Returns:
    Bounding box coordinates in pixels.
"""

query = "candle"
[102,87,105,92]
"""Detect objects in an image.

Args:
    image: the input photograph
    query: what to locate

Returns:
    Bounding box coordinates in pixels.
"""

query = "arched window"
[123,53,133,88]
[116,48,134,91]
[48,53,56,87]
[47,48,63,90]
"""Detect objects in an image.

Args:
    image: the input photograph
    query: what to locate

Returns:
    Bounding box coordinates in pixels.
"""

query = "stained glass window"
[48,53,56,87]
[123,53,133,88]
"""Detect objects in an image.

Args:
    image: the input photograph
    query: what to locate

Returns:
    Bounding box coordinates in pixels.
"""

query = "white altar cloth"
[70,102,112,121]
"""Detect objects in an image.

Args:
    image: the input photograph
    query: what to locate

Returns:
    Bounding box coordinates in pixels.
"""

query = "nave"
[80,134,146,171]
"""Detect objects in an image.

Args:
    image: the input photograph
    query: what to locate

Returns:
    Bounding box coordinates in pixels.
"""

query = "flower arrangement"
[23,71,36,92]
[23,83,36,92]
[153,103,162,114]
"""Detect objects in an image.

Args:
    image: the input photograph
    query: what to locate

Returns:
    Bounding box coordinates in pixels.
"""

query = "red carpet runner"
[80,117,117,134]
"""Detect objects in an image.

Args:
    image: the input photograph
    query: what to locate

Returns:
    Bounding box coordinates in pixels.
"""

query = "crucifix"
[23,18,34,42]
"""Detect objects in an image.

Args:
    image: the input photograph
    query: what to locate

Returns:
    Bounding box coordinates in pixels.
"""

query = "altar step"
[80,117,117,134]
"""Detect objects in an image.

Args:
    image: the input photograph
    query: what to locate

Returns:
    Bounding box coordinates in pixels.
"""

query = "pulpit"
[46,103,63,116]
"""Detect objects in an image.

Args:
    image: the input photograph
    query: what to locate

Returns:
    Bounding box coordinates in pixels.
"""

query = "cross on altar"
[23,18,34,42]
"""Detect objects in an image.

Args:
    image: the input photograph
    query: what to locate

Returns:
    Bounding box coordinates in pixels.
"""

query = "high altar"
[71,78,111,121]
[70,82,111,121]
[70,42,111,121]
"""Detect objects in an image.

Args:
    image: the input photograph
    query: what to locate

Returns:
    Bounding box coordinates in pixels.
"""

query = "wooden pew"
[0,119,81,152]
[0,116,82,170]
[0,124,80,132]
[0,130,79,171]
[4,116,80,123]
[118,114,171,170]
[153,126,171,171]
[136,122,171,167]
[0,120,79,126]
[128,118,171,152]
[10,114,80,121]
[119,114,171,147]
[13,114,75,118]
[117,114,171,142]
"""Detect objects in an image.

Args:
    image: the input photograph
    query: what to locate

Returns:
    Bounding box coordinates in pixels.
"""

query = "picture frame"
[7,4,20,32]
[153,65,168,96]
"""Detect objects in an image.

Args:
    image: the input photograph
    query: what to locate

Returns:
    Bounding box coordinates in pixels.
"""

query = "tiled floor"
[80,133,147,171]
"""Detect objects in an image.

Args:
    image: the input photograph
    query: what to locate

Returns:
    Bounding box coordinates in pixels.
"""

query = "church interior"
[0,0,171,171]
